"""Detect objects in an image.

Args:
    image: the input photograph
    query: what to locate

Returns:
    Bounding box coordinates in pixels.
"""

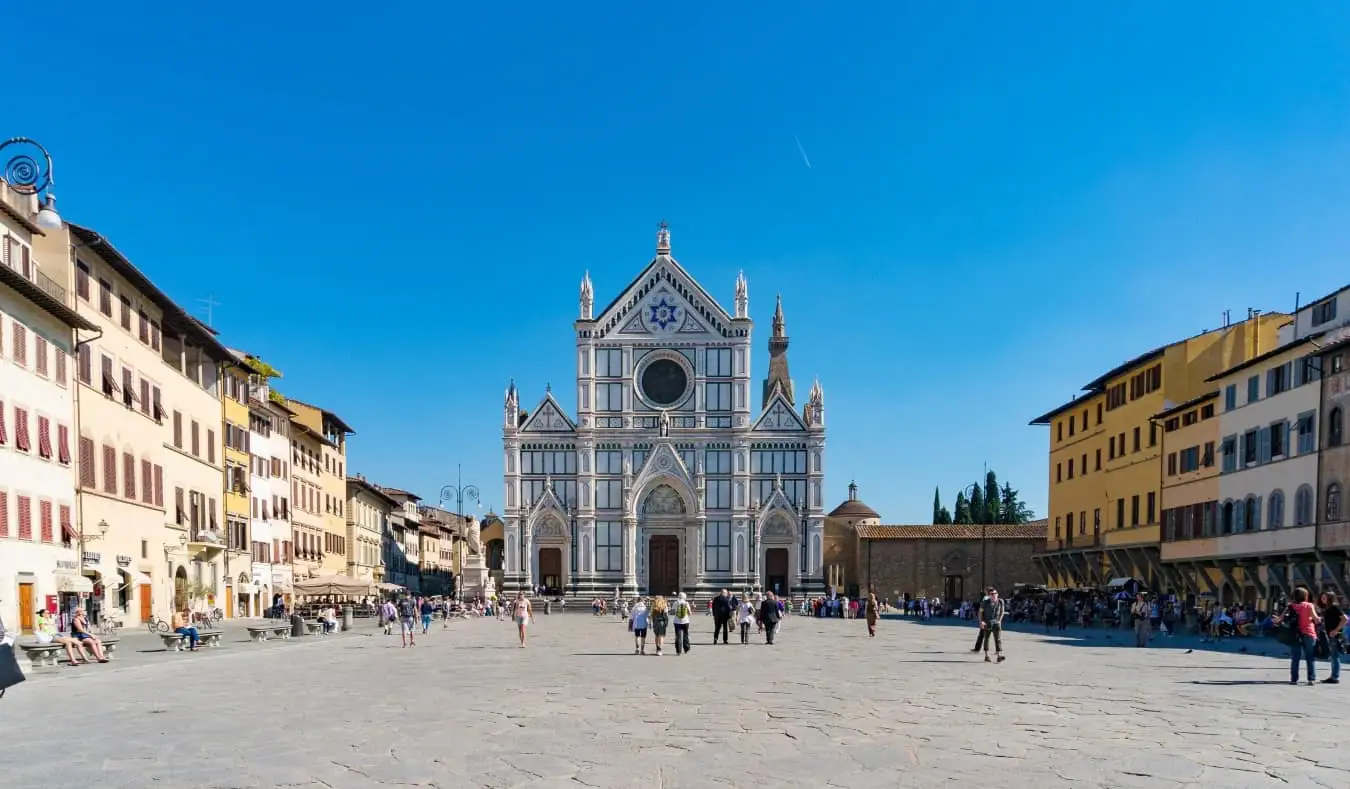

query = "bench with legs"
[304,621,324,636]
[158,630,223,651]
[246,625,292,642]
[19,637,119,669]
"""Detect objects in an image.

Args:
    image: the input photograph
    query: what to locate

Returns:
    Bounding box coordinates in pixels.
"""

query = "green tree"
[984,470,1001,524]
[936,506,952,524]
[954,491,972,524]
[969,485,986,525]
[932,487,944,525]
[999,482,1034,524]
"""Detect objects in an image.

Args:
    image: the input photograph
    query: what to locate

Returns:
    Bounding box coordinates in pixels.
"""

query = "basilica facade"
[500,224,827,600]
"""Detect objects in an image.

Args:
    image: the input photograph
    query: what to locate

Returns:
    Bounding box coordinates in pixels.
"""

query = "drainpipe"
[72,324,104,576]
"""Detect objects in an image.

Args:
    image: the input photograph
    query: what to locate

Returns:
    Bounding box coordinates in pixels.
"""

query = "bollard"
[342,605,353,632]
[290,613,304,638]
[545,601,553,615]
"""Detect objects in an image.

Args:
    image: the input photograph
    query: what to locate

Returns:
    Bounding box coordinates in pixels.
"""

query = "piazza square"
[2,613,1347,789]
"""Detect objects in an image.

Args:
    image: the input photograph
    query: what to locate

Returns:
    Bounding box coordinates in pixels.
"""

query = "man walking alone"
[760,591,783,645]
[979,588,1006,663]
[971,588,992,653]
[1131,593,1152,648]
[711,589,733,645]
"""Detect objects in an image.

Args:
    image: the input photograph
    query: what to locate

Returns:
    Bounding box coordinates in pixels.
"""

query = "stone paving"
[1,612,1348,788]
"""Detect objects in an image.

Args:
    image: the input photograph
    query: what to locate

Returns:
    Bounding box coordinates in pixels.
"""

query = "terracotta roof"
[856,519,1048,540]
[828,499,881,519]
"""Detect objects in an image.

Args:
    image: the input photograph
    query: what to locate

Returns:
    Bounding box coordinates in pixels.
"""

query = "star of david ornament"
[648,297,680,330]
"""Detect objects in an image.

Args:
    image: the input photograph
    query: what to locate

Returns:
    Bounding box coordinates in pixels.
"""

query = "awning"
[56,572,94,593]
[293,574,373,597]
[114,570,154,589]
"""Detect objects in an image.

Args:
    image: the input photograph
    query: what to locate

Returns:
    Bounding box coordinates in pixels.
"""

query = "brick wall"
[854,537,1042,603]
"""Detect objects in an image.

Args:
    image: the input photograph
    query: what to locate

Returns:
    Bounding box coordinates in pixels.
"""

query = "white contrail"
[794,134,812,169]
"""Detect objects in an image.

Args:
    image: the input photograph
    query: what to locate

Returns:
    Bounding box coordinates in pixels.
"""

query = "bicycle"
[146,617,171,634]
[96,618,123,636]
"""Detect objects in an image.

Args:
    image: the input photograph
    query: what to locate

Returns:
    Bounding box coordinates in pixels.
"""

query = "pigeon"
[1185,649,1193,654]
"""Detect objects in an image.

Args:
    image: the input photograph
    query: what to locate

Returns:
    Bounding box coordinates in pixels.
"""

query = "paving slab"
[0,613,1346,787]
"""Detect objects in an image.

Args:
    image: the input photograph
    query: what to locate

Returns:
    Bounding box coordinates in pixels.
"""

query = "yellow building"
[1155,391,1227,597]
[220,354,252,618]
[1031,313,1285,590]
[286,399,354,578]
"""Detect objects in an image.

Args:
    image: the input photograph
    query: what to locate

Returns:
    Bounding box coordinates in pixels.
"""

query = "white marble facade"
[501,225,826,599]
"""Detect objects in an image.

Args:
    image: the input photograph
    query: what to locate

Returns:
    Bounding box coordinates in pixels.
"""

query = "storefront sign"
[56,559,79,571]
[116,555,132,567]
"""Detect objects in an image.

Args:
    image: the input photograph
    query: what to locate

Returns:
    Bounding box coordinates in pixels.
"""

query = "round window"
[640,358,688,406]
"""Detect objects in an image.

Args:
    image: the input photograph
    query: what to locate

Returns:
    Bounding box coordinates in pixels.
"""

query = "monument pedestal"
[461,554,494,601]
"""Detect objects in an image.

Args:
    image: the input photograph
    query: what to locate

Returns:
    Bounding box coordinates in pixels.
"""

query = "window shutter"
[15,408,30,451]
[153,465,164,507]
[140,379,150,414]
[0,400,7,446]
[79,437,95,488]
[0,491,7,537]
[12,324,25,366]
[17,496,31,540]
[123,452,136,499]
[40,500,53,543]
[207,429,215,463]
[102,445,117,493]
[173,412,182,447]
[35,336,48,376]
[37,416,51,459]
[141,459,153,504]
[78,344,91,384]
[1258,428,1271,464]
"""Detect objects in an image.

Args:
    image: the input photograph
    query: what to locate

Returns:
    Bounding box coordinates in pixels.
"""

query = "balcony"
[0,248,73,308]
[187,525,226,558]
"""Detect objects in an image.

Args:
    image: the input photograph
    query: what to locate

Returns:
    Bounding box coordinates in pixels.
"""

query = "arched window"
[1245,495,1261,531]
[1221,500,1235,535]
[1268,490,1285,529]
[1328,483,1342,523]
[1294,485,1315,526]
[1235,498,1247,532]
[1331,408,1345,448]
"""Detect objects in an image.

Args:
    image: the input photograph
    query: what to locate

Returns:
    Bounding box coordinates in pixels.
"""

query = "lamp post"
[960,482,990,595]
[2,137,63,229]
[439,464,480,602]
[163,532,189,613]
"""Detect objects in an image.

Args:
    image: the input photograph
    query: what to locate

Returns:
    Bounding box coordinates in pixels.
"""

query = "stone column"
[522,527,534,591]
[622,517,637,592]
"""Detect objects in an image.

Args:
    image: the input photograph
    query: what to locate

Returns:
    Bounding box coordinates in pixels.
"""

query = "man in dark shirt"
[1319,592,1344,684]
[979,588,1007,663]
[711,589,733,645]
[759,592,782,645]
[397,596,418,648]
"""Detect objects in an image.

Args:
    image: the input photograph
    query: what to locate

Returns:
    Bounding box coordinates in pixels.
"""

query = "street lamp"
[2,137,63,229]
[439,464,480,601]
[960,482,990,595]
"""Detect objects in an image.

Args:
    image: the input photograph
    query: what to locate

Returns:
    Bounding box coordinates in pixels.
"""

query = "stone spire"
[805,377,824,428]
[762,294,794,406]
[504,379,519,429]
[734,270,748,319]
[579,271,594,320]
[656,220,671,255]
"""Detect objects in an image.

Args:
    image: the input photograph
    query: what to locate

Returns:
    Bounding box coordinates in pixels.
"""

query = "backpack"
[676,601,691,619]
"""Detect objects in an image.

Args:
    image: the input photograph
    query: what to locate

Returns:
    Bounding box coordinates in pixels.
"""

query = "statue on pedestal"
[466,516,482,555]
[658,409,671,437]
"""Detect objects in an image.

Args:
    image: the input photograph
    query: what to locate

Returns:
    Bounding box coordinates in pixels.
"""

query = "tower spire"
[734,271,748,319]
[763,294,793,406]
[579,271,594,320]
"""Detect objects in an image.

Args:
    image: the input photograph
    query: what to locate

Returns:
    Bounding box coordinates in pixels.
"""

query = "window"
[1097,402,1103,424]
[98,279,112,316]
[1167,452,1177,476]
[519,450,578,475]
[1069,419,1075,437]
[16,495,31,540]
[1267,362,1293,397]
[138,311,150,344]
[706,348,732,377]
[1095,449,1101,471]
[121,367,135,409]
[11,323,26,367]
[595,382,623,412]
[704,521,730,572]
[1269,421,1286,458]
[1081,453,1087,476]
[1203,441,1215,468]
[1224,384,1237,411]
[1067,459,1074,480]
[704,479,731,509]
[1221,501,1234,534]
[1132,426,1140,453]
[119,295,131,330]
[191,420,200,456]
[1147,492,1156,524]
[1116,497,1125,529]
[1201,403,1215,419]
[36,416,51,459]
[57,424,70,465]
[14,408,29,452]
[102,444,117,494]
[595,349,623,377]
[1294,485,1314,526]
[750,450,807,474]
[1108,436,1115,459]
[78,437,95,487]
[1131,495,1140,526]
[76,261,90,301]
[1057,422,1063,442]
[595,522,623,571]
[1297,412,1316,454]
[123,452,136,499]
[1242,430,1258,466]
[706,382,732,411]
[1247,375,1260,404]
[594,480,622,509]
[34,336,48,377]
[1106,382,1126,410]
[1180,446,1200,473]
[1330,408,1344,447]
[1268,490,1285,529]
[1311,297,1337,326]
[207,429,216,464]
[78,345,91,384]
[1328,483,1342,523]
[141,459,154,504]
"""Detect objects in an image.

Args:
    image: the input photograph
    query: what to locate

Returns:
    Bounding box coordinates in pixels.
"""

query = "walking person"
[971,588,992,653]
[737,595,756,644]
[629,598,650,655]
[649,596,670,656]
[1131,593,1152,648]
[711,589,733,645]
[380,599,397,635]
[759,592,783,645]
[512,592,533,648]
[1318,591,1344,685]
[420,598,434,635]
[397,596,418,648]
[672,593,693,655]
[865,592,880,637]
[1278,587,1322,685]
[979,588,1007,663]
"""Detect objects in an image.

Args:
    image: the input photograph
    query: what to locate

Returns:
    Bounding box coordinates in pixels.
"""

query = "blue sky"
[14,3,1350,522]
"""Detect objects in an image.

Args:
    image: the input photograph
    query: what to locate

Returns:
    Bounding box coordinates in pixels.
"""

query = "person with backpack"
[759,591,783,645]
[672,592,693,655]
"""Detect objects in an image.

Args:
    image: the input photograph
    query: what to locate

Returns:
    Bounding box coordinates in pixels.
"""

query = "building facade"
[346,475,394,584]
[1156,392,1226,597]
[289,415,327,580]
[382,489,422,592]
[1317,305,1350,596]
[287,400,353,577]
[0,183,95,633]
[501,226,827,599]
[248,372,292,611]
[221,355,252,617]
[1031,313,1285,590]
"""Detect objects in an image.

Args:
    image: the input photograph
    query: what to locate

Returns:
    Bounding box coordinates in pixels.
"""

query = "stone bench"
[19,637,119,669]
[158,630,223,651]
[304,621,324,636]
[246,625,292,643]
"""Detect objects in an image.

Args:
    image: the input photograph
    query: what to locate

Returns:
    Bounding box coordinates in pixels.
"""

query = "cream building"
[346,475,394,583]
[248,374,293,611]
[287,400,353,577]
[382,488,422,592]
[289,414,327,580]
[0,183,95,633]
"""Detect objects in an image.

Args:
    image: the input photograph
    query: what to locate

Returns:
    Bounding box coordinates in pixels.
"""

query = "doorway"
[648,535,680,595]
[174,567,188,612]
[943,574,965,603]
[764,548,789,595]
[225,586,234,619]
[139,584,153,622]
[17,582,35,634]
[539,548,563,594]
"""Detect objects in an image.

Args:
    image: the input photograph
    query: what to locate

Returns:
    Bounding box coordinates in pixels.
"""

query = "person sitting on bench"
[36,610,94,665]
[69,609,109,662]
[171,609,201,651]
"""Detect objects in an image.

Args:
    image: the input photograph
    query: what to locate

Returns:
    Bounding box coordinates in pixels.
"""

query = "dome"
[828,481,880,519]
